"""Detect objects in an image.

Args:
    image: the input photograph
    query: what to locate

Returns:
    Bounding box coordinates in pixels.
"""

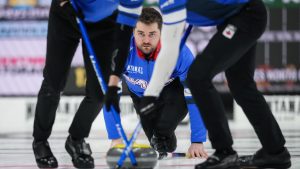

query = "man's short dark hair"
[138,7,163,30]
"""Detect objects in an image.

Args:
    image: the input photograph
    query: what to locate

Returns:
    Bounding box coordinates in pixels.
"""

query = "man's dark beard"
[140,45,153,60]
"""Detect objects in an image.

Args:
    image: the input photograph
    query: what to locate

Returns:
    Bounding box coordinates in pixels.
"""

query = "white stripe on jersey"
[118,5,142,16]
[163,8,186,24]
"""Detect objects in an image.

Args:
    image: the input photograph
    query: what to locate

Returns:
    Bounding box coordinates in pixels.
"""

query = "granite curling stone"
[106,143,157,169]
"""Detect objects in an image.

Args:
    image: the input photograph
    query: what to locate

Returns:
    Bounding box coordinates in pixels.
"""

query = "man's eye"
[149,34,155,38]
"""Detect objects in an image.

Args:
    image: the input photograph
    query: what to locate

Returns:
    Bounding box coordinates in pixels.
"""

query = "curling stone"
[106,143,157,169]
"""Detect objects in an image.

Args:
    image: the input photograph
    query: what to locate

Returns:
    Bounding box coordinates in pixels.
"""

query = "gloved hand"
[138,96,160,117]
[105,86,121,113]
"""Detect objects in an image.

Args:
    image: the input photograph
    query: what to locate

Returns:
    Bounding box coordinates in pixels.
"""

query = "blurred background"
[0,0,300,133]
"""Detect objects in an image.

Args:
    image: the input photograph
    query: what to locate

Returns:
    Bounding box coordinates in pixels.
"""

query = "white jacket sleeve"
[144,9,186,97]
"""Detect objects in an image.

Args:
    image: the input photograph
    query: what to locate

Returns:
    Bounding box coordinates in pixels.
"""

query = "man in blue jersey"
[104,7,207,159]
[31,0,140,168]
[105,0,291,169]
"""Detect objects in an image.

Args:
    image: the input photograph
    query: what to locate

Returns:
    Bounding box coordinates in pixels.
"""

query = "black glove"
[138,96,160,117]
[104,86,121,113]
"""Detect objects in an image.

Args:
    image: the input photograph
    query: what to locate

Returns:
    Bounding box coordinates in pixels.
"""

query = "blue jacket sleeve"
[159,0,186,25]
[186,97,207,143]
[182,81,207,143]
[174,45,194,81]
[176,45,207,143]
[117,0,143,27]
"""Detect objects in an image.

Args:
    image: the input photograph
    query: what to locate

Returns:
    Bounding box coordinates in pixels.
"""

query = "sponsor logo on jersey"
[126,65,143,74]
[124,72,176,90]
[124,74,148,89]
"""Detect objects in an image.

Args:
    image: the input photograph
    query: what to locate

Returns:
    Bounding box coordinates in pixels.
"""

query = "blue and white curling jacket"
[75,0,142,27]
[113,0,249,26]
[105,38,207,143]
